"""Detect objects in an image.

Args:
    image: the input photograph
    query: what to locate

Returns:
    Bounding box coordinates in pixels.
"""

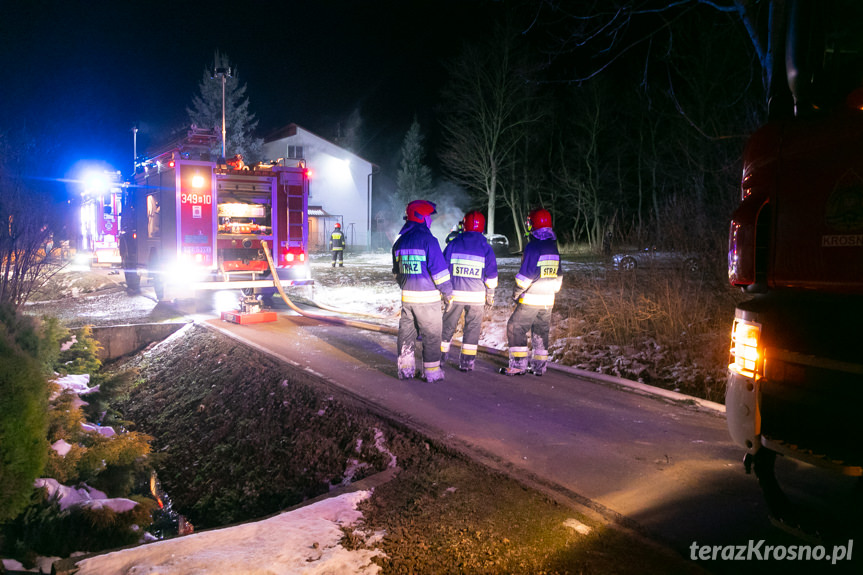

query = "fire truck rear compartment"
[760,362,863,470]
[746,292,863,471]
[219,245,268,272]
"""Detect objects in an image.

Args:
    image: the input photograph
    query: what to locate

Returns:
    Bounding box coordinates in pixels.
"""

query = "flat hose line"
[261,242,508,359]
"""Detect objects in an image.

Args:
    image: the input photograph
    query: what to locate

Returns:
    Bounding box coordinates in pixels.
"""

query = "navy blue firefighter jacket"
[392,221,453,303]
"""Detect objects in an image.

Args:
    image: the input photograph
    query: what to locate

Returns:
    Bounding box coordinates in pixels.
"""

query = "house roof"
[308,206,334,217]
[264,124,299,141]
[263,123,377,168]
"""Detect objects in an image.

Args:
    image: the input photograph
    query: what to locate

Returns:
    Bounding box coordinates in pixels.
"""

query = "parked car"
[485,234,511,257]
[612,247,701,273]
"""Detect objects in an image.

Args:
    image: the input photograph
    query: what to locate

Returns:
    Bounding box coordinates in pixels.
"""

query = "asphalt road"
[28,264,857,572]
[201,305,860,572]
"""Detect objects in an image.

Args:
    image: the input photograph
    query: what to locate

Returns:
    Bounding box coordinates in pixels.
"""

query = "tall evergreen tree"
[396,117,433,205]
[187,51,263,163]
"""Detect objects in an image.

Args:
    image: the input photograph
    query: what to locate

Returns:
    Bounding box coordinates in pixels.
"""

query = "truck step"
[220,310,278,325]
[761,436,863,476]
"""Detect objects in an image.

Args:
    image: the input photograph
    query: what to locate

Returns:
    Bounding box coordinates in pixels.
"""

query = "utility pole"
[212,66,232,160]
[132,125,138,173]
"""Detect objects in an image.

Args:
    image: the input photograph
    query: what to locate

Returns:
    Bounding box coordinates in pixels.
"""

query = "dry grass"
[552,264,745,403]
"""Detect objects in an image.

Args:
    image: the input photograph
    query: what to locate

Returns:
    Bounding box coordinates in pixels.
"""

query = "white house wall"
[263,127,372,250]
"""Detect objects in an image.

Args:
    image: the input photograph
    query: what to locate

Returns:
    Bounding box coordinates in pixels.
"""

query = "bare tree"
[521,0,784,111]
[498,101,556,252]
[554,81,611,251]
[439,24,543,237]
[0,130,67,309]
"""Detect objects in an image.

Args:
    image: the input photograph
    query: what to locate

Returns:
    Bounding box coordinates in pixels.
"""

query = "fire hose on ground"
[262,242,397,334]
[260,242,509,360]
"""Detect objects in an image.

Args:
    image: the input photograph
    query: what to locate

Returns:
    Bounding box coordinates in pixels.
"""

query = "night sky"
[0,0,503,178]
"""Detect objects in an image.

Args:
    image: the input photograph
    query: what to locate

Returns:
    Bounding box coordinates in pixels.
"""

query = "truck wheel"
[120,235,140,293]
[752,449,792,522]
[124,267,140,293]
[122,254,140,293]
[148,250,165,300]
[752,448,859,540]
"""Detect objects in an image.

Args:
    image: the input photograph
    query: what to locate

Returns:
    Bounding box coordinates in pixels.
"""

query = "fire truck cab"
[725,0,863,532]
[120,127,312,302]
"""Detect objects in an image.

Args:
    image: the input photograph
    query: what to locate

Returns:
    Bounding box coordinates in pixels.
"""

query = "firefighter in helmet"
[441,211,497,371]
[501,207,562,376]
[330,222,345,267]
[392,200,454,382]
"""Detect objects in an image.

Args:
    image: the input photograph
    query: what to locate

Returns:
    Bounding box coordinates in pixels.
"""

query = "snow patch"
[74,490,384,575]
[34,478,138,513]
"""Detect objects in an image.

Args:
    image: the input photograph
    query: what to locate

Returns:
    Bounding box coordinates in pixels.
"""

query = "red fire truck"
[725,0,863,531]
[119,127,312,302]
[80,170,123,265]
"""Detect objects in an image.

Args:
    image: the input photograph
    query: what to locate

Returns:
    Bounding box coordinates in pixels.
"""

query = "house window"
[147,194,160,238]
[287,145,304,159]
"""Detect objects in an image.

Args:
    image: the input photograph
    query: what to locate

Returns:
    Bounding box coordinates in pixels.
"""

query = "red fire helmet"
[462,211,485,233]
[334,222,341,228]
[527,207,552,231]
[405,200,437,223]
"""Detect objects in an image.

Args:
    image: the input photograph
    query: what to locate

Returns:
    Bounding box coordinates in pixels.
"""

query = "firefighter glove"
[443,294,456,313]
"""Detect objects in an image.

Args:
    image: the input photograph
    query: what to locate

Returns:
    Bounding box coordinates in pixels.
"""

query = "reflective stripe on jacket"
[514,229,561,306]
[330,230,345,251]
[392,221,453,302]
[443,231,498,304]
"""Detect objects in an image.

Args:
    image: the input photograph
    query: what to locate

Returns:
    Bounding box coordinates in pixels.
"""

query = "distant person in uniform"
[501,207,562,376]
[227,154,246,170]
[392,200,454,382]
[330,222,345,267]
[441,211,497,372]
[602,227,613,257]
[445,221,463,244]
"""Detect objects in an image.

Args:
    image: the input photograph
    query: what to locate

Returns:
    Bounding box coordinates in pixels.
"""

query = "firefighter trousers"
[397,301,443,378]
[505,303,552,371]
[441,302,483,363]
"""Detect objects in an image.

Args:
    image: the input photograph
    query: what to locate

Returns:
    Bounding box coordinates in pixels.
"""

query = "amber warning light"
[729,319,762,379]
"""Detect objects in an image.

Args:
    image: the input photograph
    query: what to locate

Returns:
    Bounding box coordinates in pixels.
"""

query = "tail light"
[280,247,306,266]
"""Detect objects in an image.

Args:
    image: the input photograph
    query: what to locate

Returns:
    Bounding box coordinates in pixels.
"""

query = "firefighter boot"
[397,348,416,380]
[528,359,548,376]
[440,341,452,365]
[529,350,549,376]
[423,364,445,383]
[459,354,475,372]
